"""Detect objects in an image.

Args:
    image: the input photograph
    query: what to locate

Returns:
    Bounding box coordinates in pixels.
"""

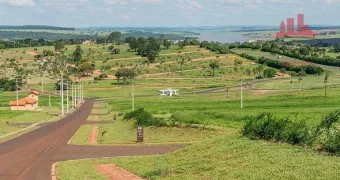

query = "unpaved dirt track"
[0,99,185,180]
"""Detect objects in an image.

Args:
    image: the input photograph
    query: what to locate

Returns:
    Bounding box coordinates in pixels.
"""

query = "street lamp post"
[72,83,74,109]
[241,77,243,109]
[132,79,135,111]
[16,78,18,110]
[67,81,69,113]
[61,72,64,115]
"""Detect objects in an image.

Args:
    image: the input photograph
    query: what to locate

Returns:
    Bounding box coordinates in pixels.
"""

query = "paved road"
[0,99,185,180]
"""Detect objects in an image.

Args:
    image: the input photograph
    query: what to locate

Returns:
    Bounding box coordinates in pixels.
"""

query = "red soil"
[88,126,99,144]
[95,164,144,180]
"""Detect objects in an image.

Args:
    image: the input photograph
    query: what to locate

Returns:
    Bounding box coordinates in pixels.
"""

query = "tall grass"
[243,113,317,146]
[243,111,340,154]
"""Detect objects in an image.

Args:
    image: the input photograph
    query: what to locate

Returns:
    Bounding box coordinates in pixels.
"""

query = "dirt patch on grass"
[93,70,116,79]
[95,164,145,180]
[26,51,38,56]
[254,90,268,95]
[88,126,99,144]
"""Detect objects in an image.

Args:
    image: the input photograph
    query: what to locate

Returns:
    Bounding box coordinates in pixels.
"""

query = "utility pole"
[81,83,84,102]
[16,78,18,110]
[78,83,81,105]
[61,72,64,115]
[72,83,74,109]
[132,79,135,111]
[67,81,69,113]
[41,78,44,95]
[241,77,243,109]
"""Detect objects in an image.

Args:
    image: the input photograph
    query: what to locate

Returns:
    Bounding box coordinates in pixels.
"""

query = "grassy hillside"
[58,133,340,180]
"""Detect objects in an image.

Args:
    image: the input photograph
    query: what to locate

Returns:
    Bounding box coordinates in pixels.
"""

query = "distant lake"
[196,31,250,43]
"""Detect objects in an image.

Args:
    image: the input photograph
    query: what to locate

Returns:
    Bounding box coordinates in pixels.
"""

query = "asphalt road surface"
[0,99,185,180]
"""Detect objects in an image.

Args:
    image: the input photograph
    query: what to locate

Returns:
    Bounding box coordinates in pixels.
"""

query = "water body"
[197,31,250,43]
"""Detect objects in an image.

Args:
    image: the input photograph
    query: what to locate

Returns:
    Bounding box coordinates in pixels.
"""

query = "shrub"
[124,108,168,127]
[94,77,101,81]
[99,74,108,79]
[263,68,277,78]
[322,130,340,154]
[243,113,316,146]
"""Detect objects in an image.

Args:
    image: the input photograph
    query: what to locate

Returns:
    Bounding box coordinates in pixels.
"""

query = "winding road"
[0,99,185,180]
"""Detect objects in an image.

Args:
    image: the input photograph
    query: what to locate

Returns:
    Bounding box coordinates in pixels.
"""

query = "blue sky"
[0,0,339,27]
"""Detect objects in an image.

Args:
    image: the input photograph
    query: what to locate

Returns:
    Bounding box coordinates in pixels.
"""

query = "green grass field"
[58,133,340,180]
[2,44,340,179]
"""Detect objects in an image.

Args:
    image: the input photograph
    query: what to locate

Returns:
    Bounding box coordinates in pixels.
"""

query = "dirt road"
[0,99,185,180]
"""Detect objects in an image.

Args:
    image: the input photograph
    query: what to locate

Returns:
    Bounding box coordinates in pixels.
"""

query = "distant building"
[159,89,179,96]
[83,40,96,45]
[9,90,40,111]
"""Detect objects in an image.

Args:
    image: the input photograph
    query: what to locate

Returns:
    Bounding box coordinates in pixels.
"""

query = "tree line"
[237,40,340,67]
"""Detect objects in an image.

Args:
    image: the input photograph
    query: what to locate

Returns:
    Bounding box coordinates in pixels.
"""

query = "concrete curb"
[51,163,58,180]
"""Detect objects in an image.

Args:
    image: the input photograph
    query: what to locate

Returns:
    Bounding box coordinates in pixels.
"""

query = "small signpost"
[137,126,144,143]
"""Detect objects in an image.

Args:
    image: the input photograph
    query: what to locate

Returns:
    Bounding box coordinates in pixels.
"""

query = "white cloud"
[119,14,131,20]
[103,0,162,5]
[177,0,203,11]
[44,0,88,11]
[216,0,301,4]
[0,0,35,7]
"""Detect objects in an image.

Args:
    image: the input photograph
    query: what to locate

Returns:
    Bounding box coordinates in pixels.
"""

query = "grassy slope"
[58,133,340,180]
[71,118,226,145]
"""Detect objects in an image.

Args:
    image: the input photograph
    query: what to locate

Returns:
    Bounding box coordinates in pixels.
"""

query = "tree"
[245,69,252,76]
[209,60,220,77]
[111,48,121,54]
[298,77,303,92]
[178,58,185,73]
[108,31,121,44]
[73,45,83,62]
[324,73,329,102]
[218,45,229,54]
[263,68,277,78]
[100,64,112,74]
[126,37,138,51]
[163,39,171,49]
[55,41,65,51]
[115,68,137,84]
[108,45,115,51]
[79,62,95,77]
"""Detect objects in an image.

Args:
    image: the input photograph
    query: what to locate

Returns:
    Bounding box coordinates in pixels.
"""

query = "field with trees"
[1,34,340,179]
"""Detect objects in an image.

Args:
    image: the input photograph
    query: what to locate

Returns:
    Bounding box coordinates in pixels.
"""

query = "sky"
[0,0,339,27]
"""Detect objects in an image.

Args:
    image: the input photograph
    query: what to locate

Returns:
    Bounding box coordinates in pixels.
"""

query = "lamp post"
[241,77,243,109]
[78,83,81,105]
[41,78,44,95]
[16,78,18,110]
[61,72,64,115]
[67,81,69,113]
[132,79,135,111]
[72,83,74,109]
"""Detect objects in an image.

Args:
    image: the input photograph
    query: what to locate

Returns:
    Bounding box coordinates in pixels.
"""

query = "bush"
[111,48,121,54]
[263,68,277,78]
[99,74,108,79]
[322,130,340,154]
[124,108,168,127]
[243,113,316,146]
[94,77,101,81]
[0,78,21,91]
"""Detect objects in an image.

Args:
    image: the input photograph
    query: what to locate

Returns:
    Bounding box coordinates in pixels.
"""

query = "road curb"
[51,162,58,180]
